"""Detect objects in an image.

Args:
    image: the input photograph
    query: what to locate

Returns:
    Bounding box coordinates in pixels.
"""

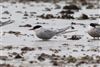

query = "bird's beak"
[29,28,34,30]
[97,24,100,26]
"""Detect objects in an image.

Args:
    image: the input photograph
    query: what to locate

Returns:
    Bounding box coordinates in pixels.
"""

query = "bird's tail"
[55,26,72,35]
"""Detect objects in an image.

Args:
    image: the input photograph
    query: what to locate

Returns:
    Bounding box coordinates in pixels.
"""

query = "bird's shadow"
[91,39,100,40]
[35,39,50,42]
[33,39,66,42]
[88,39,100,42]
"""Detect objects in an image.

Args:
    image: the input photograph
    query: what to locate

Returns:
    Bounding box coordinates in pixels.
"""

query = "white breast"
[35,28,56,40]
[87,26,100,37]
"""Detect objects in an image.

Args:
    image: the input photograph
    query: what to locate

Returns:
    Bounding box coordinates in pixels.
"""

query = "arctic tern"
[87,23,100,39]
[30,25,73,40]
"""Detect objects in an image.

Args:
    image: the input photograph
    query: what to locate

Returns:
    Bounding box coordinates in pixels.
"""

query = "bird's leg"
[97,37,99,40]
[93,37,96,40]
[71,23,75,29]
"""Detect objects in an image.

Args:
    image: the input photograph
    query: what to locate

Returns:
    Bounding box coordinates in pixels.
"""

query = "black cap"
[30,25,42,30]
[90,23,98,27]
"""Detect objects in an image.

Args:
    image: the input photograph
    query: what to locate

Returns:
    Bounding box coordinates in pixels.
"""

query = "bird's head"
[29,25,42,30]
[90,23,100,28]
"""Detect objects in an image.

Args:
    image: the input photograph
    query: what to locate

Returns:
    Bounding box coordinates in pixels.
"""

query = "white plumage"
[87,23,100,39]
[30,25,72,40]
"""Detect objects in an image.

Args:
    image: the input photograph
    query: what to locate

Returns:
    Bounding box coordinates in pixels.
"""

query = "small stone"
[0,64,14,67]
[52,61,59,66]
[37,56,45,61]
[0,56,8,60]
[21,47,35,51]
[14,54,23,59]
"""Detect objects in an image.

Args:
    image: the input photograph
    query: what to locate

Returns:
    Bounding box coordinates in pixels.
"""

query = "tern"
[88,23,100,39]
[30,25,74,40]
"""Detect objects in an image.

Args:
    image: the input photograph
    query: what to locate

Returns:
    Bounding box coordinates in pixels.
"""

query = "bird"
[87,23,100,40]
[29,25,73,40]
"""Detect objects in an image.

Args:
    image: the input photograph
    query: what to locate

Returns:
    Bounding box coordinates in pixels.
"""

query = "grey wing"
[44,30,56,36]
[36,29,56,39]
[54,26,71,35]
[96,27,100,35]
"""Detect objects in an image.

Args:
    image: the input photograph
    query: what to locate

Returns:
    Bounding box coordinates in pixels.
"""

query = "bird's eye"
[71,26,75,29]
